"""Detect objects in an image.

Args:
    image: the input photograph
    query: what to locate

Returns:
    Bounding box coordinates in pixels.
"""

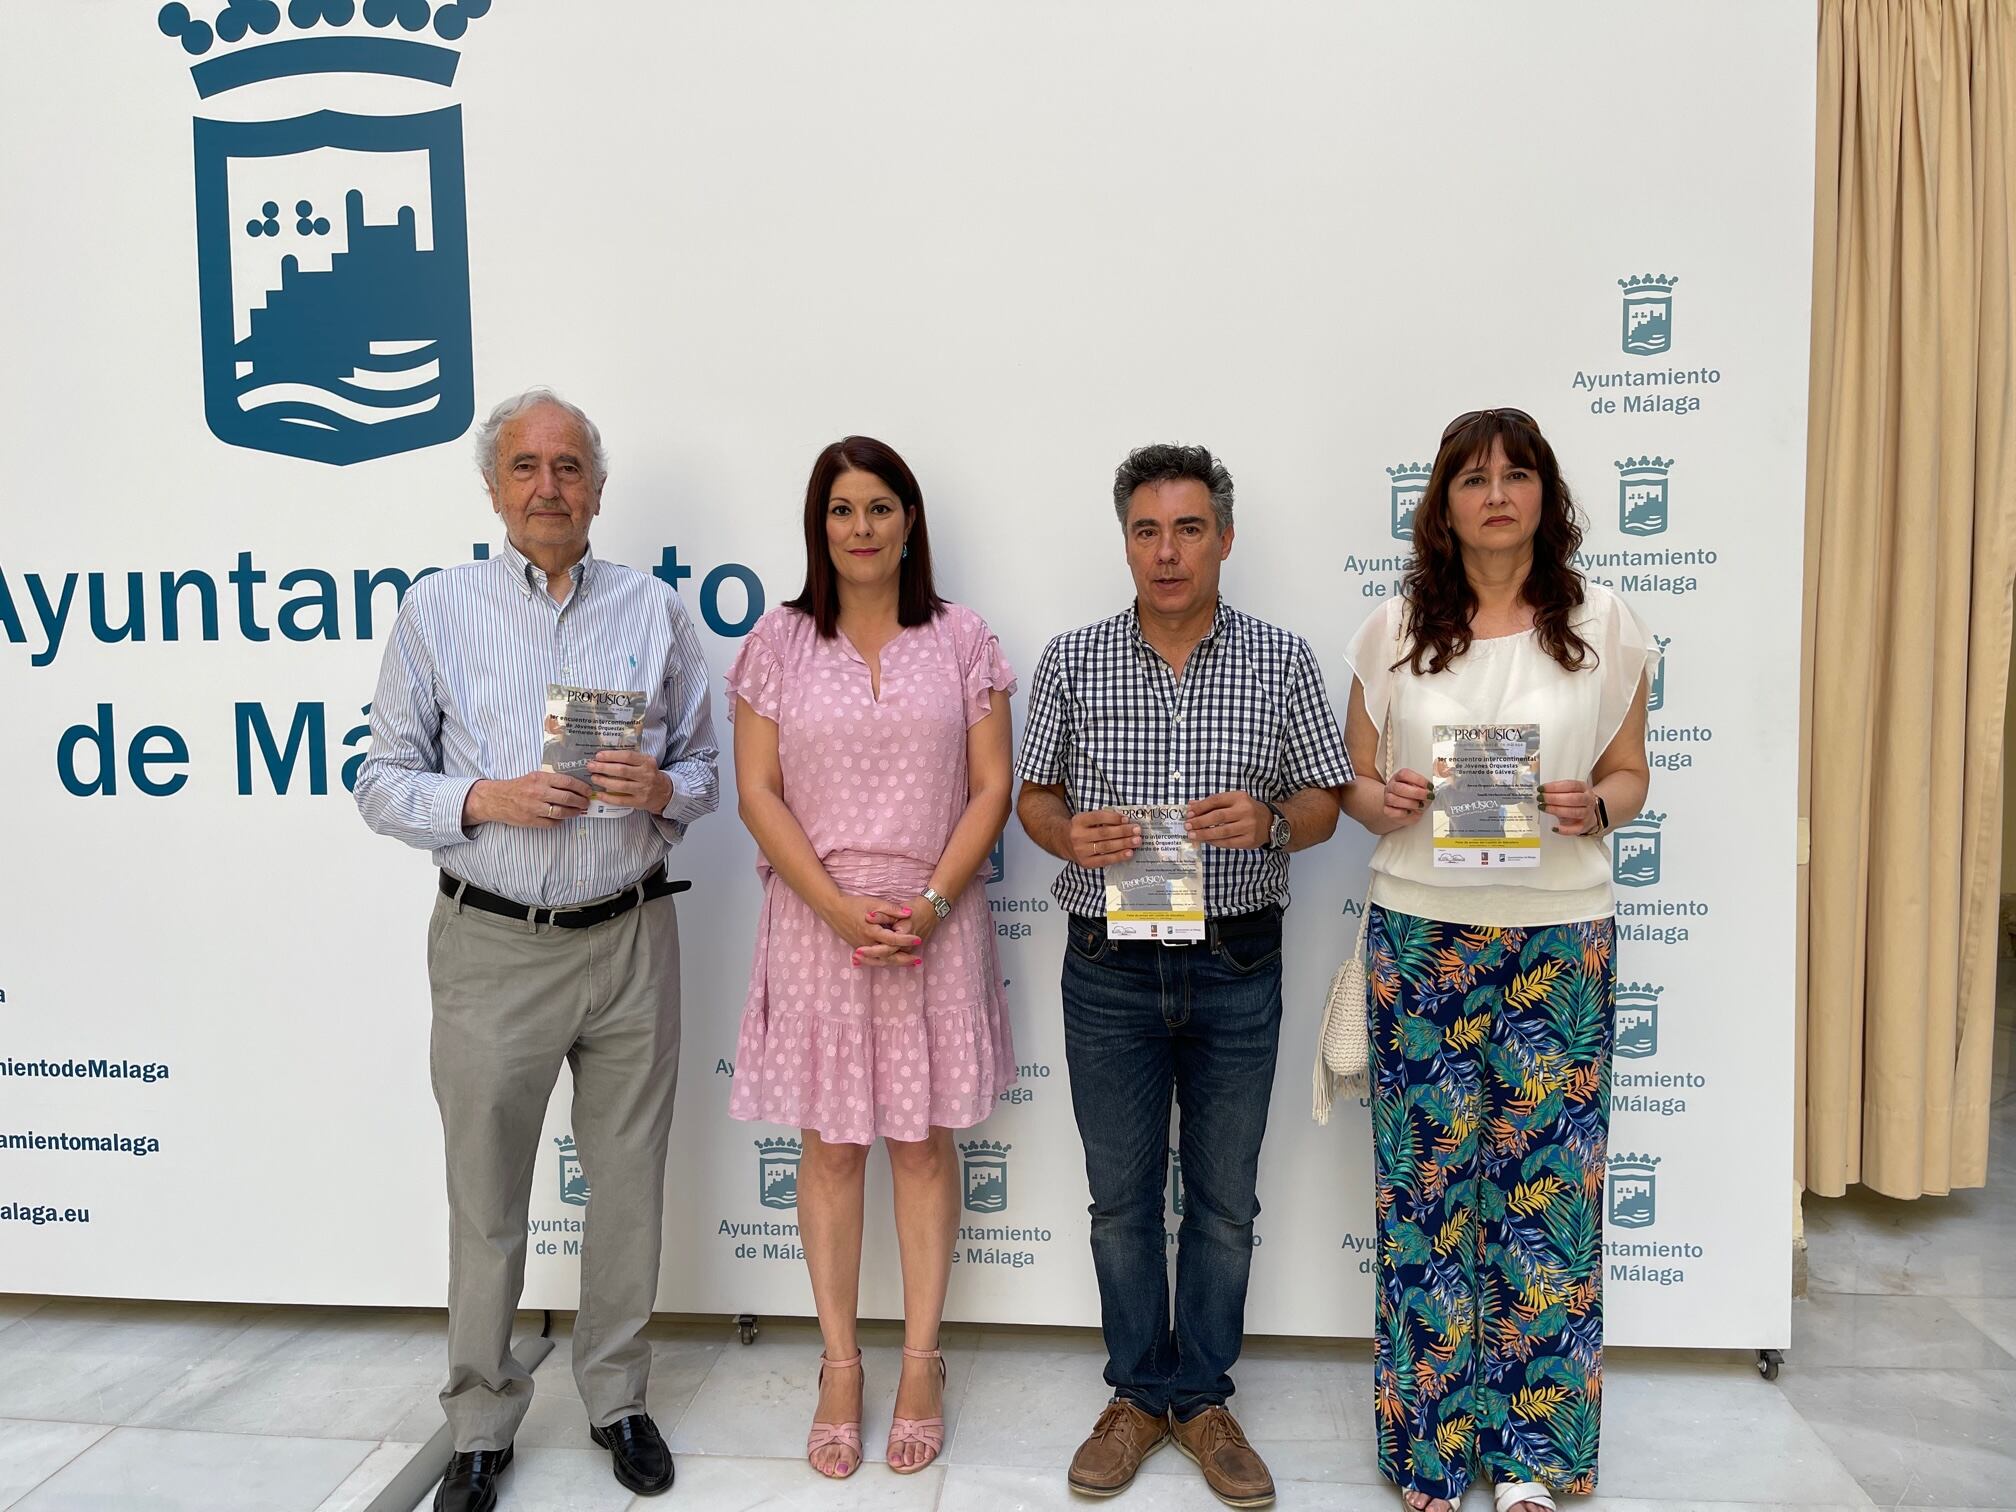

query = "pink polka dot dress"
[725,603,1018,1144]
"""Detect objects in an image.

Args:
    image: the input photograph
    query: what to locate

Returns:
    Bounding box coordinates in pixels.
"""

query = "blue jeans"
[1060,907,1284,1420]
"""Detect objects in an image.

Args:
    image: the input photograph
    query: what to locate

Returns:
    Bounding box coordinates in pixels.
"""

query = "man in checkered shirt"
[1016,443,1353,1508]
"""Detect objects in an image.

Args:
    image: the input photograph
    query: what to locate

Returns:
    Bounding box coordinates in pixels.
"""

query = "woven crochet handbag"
[1311,897,1372,1124]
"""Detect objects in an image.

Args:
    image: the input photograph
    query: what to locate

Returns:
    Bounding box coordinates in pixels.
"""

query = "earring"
[902,544,909,559]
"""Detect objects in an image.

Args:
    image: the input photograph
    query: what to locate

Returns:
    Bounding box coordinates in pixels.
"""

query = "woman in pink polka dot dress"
[727,437,1017,1481]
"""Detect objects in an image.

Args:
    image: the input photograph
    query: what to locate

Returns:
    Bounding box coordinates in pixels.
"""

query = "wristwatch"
[920,886,953,920]
[1592,796,1611,836]
[1264,803,1292,852]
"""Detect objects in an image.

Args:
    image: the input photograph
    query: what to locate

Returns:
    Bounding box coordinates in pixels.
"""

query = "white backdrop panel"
[0,0,1810,1349]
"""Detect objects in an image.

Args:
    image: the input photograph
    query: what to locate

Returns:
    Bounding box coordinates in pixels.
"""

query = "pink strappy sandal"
[806,1352,864,1479]
[886,1344,947,1475]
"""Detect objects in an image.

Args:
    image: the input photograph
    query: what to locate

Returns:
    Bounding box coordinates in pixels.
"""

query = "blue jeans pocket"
[1211,929,1282,976]
[1066,918,1112,965]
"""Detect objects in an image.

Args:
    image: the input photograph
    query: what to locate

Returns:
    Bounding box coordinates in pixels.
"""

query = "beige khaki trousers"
[426,885,682,1451]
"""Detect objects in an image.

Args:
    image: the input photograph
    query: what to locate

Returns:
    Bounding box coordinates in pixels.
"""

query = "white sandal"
[1493,1482,1556,1512]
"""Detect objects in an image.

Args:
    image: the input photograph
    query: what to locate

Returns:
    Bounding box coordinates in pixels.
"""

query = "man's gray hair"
[474,388,608,489]
[1112,443,1234,532]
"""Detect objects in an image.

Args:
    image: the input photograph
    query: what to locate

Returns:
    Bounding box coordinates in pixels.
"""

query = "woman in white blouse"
[1341,408,1656,1512]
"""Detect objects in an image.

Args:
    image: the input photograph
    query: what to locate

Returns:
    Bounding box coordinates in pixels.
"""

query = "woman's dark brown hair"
[784,436,945,637]
[1399,410,1593,674]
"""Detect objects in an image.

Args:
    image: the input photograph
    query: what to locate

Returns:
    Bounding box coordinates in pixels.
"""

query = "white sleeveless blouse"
[1344,584,1659,927]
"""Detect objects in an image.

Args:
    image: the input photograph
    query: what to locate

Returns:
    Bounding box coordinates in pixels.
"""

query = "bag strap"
[1363,602,1402,949]
[1373,601,1405,782]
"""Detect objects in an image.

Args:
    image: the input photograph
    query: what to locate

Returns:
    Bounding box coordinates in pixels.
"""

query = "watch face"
[1271,812,1291,849]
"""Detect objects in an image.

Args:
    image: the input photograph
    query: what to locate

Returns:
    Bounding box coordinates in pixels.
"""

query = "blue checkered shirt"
[1015,599,1353,917]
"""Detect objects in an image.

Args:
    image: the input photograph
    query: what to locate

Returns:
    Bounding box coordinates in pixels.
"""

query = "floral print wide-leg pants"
[1368,905,1615,1500]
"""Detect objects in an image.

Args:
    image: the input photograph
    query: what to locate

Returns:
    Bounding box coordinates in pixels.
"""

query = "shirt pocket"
[1210,706,1287,800]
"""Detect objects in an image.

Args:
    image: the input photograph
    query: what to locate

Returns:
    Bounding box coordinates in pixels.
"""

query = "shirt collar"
[1126,596,1232,651]
[498,538,596,600]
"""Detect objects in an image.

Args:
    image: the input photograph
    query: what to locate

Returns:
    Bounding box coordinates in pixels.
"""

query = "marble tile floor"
[0,1011,2006,1509]
[0,1265,2007,1510]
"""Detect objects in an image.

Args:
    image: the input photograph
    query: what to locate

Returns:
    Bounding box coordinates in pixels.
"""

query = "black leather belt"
[440,865,690,929]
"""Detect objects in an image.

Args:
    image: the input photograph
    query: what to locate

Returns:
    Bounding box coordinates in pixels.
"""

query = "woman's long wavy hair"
[1398,410,1593,674]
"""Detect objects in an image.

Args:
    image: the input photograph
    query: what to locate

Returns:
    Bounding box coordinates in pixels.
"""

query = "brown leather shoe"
[1067,1398,1170,1496]
[1171,1405,1275,1508]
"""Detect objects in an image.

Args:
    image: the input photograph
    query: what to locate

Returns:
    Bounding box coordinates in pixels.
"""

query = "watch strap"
[1266,802,1290,851]
[921,886,953,919]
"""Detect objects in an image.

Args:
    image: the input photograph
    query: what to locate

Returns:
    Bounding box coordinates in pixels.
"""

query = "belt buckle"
[547,887,631,928]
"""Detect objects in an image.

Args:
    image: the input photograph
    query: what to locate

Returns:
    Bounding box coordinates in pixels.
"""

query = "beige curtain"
[1801,0,2015,1198]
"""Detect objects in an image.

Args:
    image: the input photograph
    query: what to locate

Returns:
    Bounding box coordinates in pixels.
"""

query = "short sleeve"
[1587,587,1661,755]
[1342,599,1404,769]
[1014,638,1069,785]
[723,609,791,724]
[952,607,1018,727]
[1278,640,1355,793]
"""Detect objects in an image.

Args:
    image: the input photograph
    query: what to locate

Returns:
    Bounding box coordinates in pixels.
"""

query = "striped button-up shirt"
[1016,599,1353,918]
[355,540,719,907]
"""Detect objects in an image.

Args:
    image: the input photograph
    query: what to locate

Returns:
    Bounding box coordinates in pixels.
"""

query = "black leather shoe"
[591,1412,675,1495]
[434,1444,512,1512]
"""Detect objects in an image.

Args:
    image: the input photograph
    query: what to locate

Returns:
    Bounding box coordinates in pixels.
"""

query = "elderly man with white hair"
[356,389,718,1512]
